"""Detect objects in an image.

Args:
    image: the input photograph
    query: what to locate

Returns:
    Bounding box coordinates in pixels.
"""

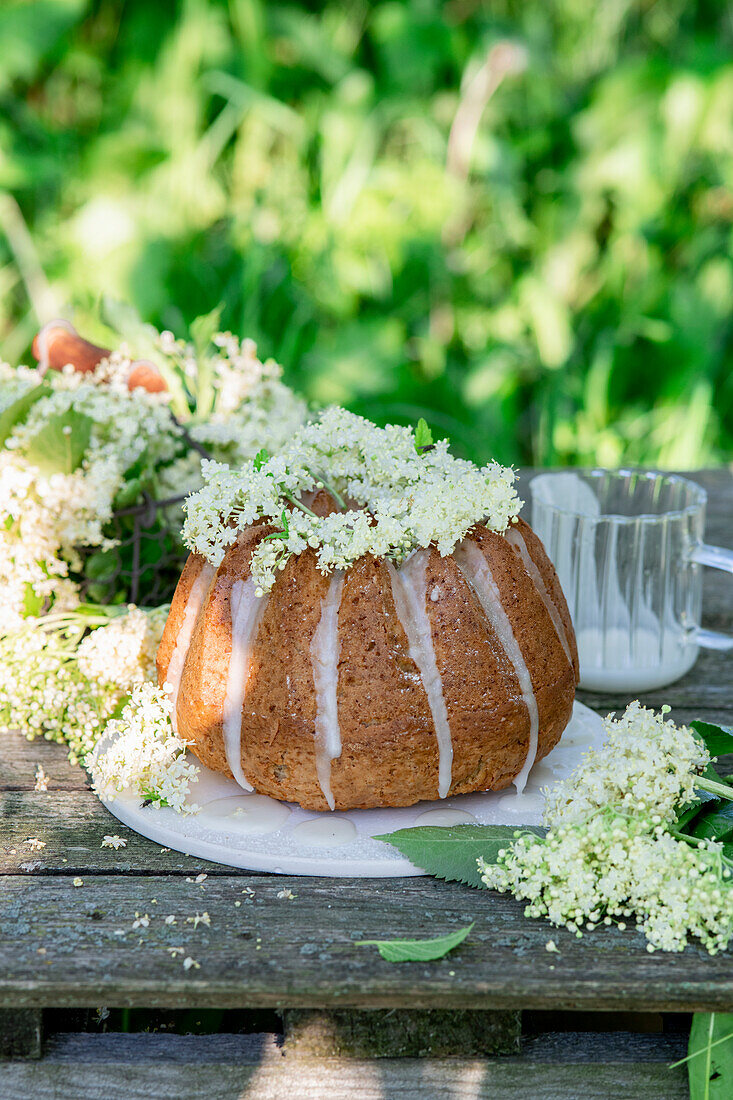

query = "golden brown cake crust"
[159,514,578,810]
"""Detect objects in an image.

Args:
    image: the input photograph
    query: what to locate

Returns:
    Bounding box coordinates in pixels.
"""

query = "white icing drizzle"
[454,539,539,794]
[388,552,453,799]
[166,562,215,732]
[35,318,76,373]
[310,571,346,810]
[505,526,574,669]
[223,577,268,792]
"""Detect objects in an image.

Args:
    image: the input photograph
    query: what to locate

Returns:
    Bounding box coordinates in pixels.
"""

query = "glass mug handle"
[688,543,733,651]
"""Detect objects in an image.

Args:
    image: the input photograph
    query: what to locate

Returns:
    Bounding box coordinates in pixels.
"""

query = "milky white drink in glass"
[529,470,733,693]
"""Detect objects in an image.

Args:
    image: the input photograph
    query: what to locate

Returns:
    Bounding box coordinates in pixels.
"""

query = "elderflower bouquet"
[183,407,520,595]
[0,311,307,622]
[480,703,733,954]
[0,605,167,763]
[378,703,733,955]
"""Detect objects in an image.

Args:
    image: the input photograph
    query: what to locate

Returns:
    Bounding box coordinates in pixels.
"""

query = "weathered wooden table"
[2,469,732,1099]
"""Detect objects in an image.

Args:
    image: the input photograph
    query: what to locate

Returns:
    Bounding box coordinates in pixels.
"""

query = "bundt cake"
[157,410,579,811]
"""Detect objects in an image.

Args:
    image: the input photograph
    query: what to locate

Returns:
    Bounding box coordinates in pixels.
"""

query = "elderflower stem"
[696,776,733,801]
[316,476,347,511]
[284,493,318,519]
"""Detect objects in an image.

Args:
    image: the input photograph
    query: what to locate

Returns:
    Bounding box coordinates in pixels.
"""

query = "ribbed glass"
[529,470,708,692]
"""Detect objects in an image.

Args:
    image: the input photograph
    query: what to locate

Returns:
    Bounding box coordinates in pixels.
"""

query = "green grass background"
[1,0,732,467]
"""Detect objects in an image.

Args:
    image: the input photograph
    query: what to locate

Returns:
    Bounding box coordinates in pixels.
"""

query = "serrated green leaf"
[355,922,474,962]
[0,382,50,447]
[692,721,733,759]
[373,824,545,888]
[25,407,93,475]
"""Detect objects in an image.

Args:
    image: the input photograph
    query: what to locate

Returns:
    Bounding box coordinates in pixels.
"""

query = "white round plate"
[99,700,604,877]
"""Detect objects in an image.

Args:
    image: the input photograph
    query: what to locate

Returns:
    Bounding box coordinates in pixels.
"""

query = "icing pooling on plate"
[166,561,215,732]
[455,539,539,794]
[291,816,357,847]
[388,551,453,799]
[202,795,291,834]
[310,570,346,810]
[505,526,574,669]
[223,577,268,792]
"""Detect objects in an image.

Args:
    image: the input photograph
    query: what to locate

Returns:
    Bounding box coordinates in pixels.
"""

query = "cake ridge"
[454,538,540,794]
[387,551,453,799]
[223,575,268,792]
[310,569,346,810]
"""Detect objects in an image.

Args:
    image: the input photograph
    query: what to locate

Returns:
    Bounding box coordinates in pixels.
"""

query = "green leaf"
[693,722,733,759]
[676,801,707,831]
[190,303,224,359]
[691,801,733,842]
[414,417,434,453]
[253,448,270,471]
[22,582,44,617]
[686,1013,733,1100]
[0,382,50,447]
[84,550,118,583]
[25,408,93,475]
[373,824,545,888]
[355,922,474,963]
[113,476,146,509]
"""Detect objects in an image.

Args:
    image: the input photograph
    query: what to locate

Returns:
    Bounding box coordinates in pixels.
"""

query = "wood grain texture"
[2,872,733,1010]
[281,1008,521,1056]
[0,1031,689,1100]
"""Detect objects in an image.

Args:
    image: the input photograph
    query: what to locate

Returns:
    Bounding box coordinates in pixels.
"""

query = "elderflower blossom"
[543,701,709,826]
[480,702,733,955]
[183,407,520,593]
[77,606,166,685]
[0,331,307,621]
[0,606,166,763]
[482,809,733,954]
[0,363,176,620]
[90,682,199,813]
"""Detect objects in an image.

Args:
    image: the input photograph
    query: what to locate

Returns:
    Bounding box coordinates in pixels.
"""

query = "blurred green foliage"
[1,0,733,467]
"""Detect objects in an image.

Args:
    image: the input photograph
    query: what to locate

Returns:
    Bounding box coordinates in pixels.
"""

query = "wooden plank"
[0,789,220,876]
[281,1008,521,1056]
[0,1030,689,1100]
[1,873,733,1011]
[0,734,87,792]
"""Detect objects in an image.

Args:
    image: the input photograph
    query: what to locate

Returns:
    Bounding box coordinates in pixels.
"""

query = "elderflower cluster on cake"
[90,682,199,812]
[182,406,520,595]
[0,605,167,763]
[481,702,733,954]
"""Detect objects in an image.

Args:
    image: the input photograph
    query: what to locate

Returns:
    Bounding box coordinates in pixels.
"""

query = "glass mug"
[529,469,733,693]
